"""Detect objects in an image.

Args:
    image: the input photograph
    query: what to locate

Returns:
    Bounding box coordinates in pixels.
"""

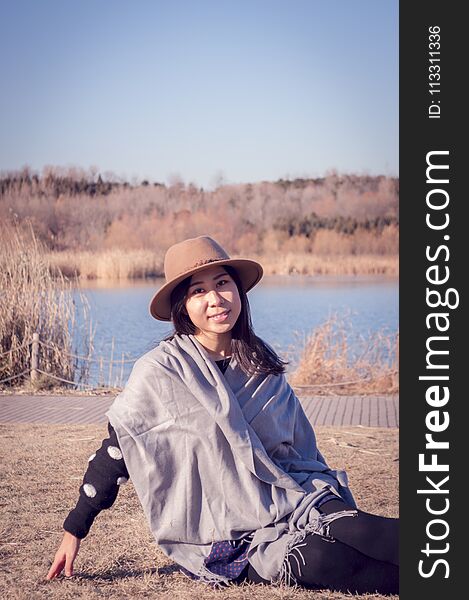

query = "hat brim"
[149,258,263,321]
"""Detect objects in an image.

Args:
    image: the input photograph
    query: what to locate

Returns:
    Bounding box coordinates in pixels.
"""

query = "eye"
[217,279,228,286]
[191,287,204,295]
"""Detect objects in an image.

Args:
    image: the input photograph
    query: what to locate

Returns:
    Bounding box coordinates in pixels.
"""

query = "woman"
[47,235,399,594]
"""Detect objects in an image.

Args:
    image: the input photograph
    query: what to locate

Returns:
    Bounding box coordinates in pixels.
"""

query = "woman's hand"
[46,531,81,579]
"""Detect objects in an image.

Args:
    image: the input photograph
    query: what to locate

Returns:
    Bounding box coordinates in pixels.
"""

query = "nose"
[207,289,224,306]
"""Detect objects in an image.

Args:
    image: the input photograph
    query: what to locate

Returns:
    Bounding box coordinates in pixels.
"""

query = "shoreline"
[48,250,399,281]
[75,271,399,289]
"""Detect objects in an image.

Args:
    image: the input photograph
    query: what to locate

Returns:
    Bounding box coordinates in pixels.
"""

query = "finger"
[46,557,65,580]
[64,553,74,577]
[46,559,61,580]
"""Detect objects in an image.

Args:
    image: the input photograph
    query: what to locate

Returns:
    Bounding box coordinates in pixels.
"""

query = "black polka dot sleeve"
[63,422,130,539]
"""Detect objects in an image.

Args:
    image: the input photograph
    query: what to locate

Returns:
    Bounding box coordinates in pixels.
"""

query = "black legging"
[237,499,399,595]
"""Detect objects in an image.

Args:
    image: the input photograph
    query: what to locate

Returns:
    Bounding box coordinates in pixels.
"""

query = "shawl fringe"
[275,508,359,586]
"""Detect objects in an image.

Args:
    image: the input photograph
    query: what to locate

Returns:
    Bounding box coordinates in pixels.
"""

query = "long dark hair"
[163,265,288,376]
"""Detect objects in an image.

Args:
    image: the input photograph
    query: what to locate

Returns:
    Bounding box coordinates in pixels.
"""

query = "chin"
[207,321,233,332]
[210,324,233,332]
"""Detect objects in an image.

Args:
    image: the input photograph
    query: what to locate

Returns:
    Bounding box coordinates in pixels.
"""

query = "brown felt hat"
[149,235,263,321]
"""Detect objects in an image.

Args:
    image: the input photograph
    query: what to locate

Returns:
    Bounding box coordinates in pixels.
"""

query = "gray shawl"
[106,334,356,583]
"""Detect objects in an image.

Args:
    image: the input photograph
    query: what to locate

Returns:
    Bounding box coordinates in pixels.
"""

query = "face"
[184,265,242,342]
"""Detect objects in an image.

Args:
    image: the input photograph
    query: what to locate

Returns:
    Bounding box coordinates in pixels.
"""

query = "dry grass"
[44,249,398,280]
[0,422,398,600]
[0,225,92,388]
[257,254,398,277]
[47,249,164,280]
[289,318,398,395]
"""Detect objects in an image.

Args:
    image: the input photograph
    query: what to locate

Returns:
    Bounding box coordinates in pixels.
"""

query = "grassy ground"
[0,423,398,599]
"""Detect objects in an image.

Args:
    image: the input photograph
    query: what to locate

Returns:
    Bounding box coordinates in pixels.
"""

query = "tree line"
[0,166,398,255]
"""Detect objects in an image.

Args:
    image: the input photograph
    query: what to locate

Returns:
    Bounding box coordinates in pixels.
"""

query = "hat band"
[174,257,227,278]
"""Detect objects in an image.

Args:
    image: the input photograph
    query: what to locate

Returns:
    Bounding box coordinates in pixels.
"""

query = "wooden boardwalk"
[0,394,399,427]
[300,395,398,428]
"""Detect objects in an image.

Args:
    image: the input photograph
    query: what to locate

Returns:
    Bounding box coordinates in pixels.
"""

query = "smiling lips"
[209,310,230,322]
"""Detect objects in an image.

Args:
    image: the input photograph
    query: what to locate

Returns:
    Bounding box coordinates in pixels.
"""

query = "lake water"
[72,275,398,387]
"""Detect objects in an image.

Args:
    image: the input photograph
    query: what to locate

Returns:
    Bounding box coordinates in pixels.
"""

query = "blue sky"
[0,0,398,188]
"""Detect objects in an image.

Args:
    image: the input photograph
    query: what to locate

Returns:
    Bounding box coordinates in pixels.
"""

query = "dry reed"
[289,316,398,395]
[258,252,398,277]
[47,249,164,280]
[0,224,92,389]
[45,249,397,280]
